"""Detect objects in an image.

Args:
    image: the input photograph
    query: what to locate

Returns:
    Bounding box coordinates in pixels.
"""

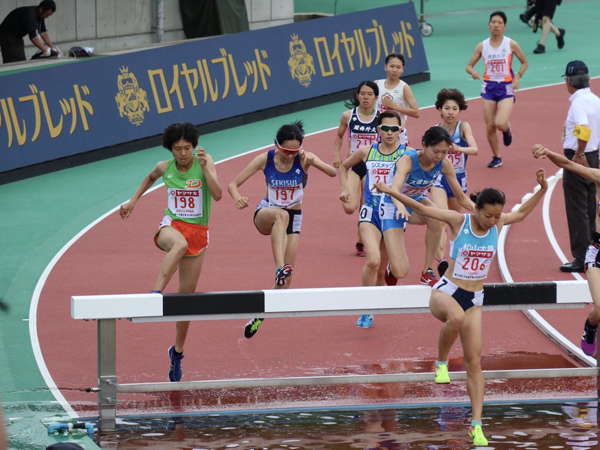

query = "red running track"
[37,80,599,416]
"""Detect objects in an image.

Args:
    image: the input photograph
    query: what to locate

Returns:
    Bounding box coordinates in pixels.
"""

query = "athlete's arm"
[196,148,222,201]
[456,121,478,155]
[119,161,167,219]
[389,155,412,219]
[510,40,528,90]
[466,43,483,80]
[533,144,600,182]
[228,153,268,210]
[442,159,476,212]
[401,84,420,118]
[333,111,351,168]
[375,181,463,228]
[301,151,337,177]
[380,84,420,118]
[339,145,368,203]
[501,168,547,226]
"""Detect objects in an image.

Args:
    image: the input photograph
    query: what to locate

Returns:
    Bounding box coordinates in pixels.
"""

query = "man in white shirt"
[560,60,600,272]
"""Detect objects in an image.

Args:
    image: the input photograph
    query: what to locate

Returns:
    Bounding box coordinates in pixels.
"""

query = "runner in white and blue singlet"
[334,81,380,256]
[229,120,336,338]
[430,89,479,277]
[381,126,476,288]
[375,168,547,448]
[339,111,407,329]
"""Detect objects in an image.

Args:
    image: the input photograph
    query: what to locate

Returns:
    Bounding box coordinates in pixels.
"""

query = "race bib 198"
[168,188,202,218]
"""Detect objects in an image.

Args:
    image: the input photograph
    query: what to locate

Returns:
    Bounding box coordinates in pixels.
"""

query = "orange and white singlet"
[482,37,514,83]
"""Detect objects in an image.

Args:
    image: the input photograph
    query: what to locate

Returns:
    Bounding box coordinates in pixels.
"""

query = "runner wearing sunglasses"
[228,120,336,338]
[381,126,476,287]
[340,111,409,328]
[333,80,380,257]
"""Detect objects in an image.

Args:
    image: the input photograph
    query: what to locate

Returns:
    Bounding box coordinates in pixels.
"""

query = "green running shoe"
[435,363,450,384]
[469,424,488,447]
[244,317,264,338]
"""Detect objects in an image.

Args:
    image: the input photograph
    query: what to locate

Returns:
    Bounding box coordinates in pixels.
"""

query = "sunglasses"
[378,125,402,133]
[276,139,302,155]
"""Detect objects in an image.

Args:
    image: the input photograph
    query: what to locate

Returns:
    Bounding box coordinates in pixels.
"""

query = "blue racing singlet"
[262,149,307,208]
[450,214,498,281]
[444,121,468,174]
[397,149,443,201]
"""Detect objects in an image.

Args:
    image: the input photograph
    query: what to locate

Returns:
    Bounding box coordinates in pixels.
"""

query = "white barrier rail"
[71,281,596,431]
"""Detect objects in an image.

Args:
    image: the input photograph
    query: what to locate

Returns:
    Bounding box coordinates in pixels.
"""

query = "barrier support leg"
[98,318,117,431]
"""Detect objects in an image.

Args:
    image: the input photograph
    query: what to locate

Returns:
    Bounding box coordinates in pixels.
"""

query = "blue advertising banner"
[0,3,428,173]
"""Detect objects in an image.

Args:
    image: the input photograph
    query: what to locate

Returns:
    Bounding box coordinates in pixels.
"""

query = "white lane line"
[497,171,594,366]
[541,169,584,281]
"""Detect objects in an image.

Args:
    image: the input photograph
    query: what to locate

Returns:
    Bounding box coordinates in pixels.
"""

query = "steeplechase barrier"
[71,281,597,430]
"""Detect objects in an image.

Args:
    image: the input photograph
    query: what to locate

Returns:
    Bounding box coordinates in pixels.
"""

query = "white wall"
[245,0,293,30]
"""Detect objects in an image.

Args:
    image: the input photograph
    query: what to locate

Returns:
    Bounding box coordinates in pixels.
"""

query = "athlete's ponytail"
[470,188,506,209]
[422,125,452,147]
[276,120,305,145]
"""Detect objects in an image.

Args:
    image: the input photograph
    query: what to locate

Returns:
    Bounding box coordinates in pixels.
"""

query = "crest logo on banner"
[288,34,315,88]
[115,66,150,126]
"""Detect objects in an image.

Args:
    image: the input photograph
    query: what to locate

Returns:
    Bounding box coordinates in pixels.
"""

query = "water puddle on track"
[94,401,598,449]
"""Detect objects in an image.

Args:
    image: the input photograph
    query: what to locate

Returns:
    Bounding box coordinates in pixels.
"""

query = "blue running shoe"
[502,124,513,146]
[487,157,502,168]
[168,346,184,382]
[357,314,374,328]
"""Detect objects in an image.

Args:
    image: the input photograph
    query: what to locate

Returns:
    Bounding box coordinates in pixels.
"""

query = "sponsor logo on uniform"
[115,66,150,126]
[461,249,494,258]
[185,179,202,189]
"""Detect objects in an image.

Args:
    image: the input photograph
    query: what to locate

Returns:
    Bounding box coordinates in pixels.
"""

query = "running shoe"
[519,12,529,25]
[355,242,366,257]
[168,346,184,382]
[581,320,597,356]
[487,157,502,168]
[468,424,488,447]
[557,28,566,49]
[357,314,374,328]
[384,261,398,286]
[437,259,449,278]
[420,268,437,287]
[435,363,450,384]
[275,264,293,286]
[502,124,513,146]
[533,43,545,54]
[244,317,264,339]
